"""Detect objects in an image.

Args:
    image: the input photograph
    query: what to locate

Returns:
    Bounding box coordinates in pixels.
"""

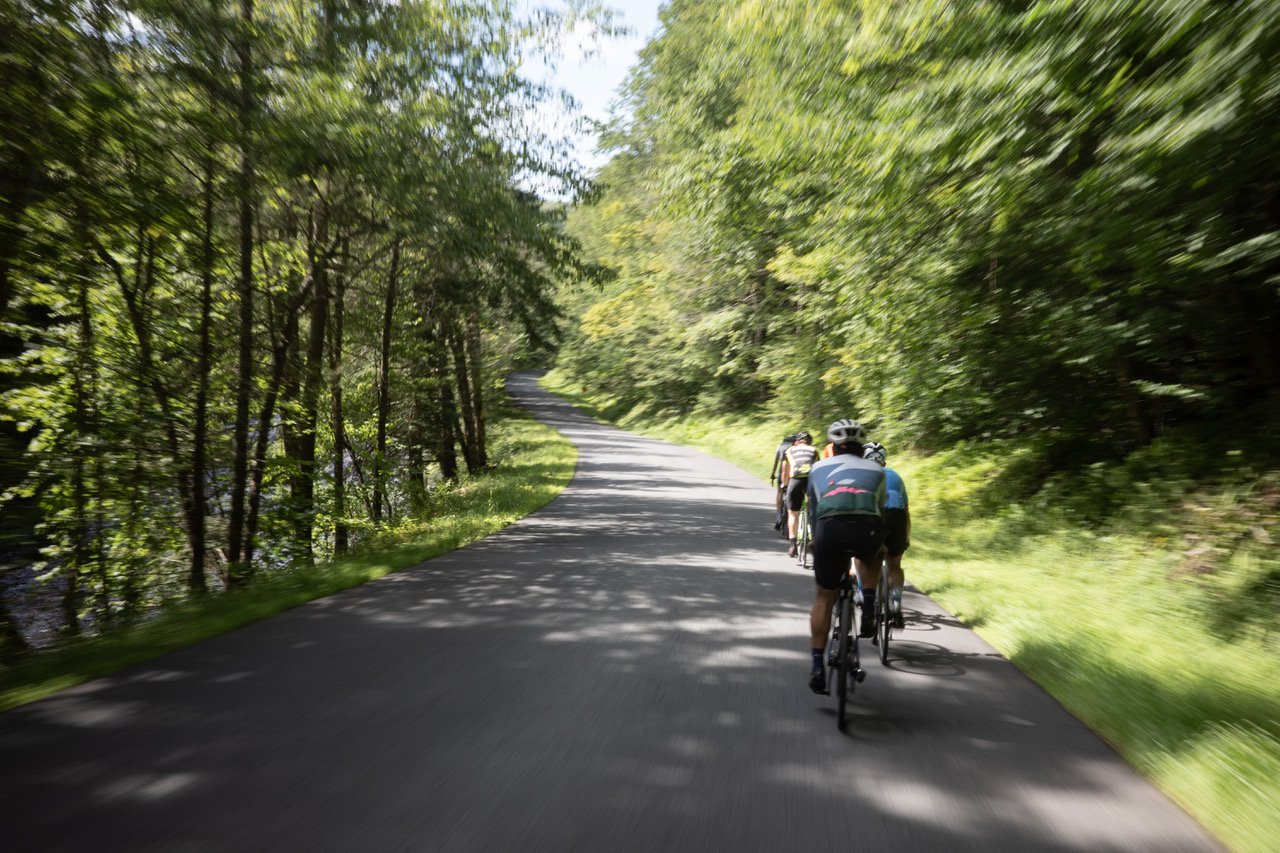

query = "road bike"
[795,502,811,570]
[874,555,893,664]
[826,570,865,730]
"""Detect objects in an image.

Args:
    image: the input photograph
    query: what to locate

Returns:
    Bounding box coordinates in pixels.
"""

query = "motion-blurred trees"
[0,0,586,650]
[561,0,1280,455]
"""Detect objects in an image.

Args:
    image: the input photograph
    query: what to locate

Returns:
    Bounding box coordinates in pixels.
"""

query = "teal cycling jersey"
[806,454,887,525]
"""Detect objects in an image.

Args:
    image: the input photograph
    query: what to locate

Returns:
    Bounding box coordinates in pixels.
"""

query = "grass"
[0,402,576,712]
[541,368,1280,853]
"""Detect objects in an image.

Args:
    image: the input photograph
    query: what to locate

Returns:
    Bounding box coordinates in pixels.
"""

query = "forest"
[0,0,592,660]
[3,0,1277,670]
[560,0,1279,455]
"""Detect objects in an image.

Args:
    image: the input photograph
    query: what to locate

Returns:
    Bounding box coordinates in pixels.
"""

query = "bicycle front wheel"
[798,509,810,568]
[877,561,892,664]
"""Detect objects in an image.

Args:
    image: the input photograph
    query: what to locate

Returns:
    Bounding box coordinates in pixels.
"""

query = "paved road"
[1,373,1221,851]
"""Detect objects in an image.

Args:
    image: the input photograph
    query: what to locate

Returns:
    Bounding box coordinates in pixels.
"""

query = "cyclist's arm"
[902,482,911,545]
[780,456,791,486]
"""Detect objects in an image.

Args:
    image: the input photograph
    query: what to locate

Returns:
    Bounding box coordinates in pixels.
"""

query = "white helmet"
[862,442,887,466]
[827,418,866,447]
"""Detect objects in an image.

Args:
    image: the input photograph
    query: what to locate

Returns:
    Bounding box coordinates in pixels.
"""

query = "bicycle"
[825,569,865,730]
[874,555,893,664]
[796,502,811,569]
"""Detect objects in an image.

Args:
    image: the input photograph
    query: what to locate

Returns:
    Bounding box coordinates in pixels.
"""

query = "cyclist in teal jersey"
[803,419,886,693]
[862,442,911,628]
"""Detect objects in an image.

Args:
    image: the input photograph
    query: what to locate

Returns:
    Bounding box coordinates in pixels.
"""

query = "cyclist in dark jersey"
[803,419,886,694]
[770,432,801,533]
[862,442,910,628]
[780,432,818,557]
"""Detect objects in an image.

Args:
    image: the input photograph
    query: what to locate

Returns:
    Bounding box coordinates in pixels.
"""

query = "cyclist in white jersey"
[780,431,818,557]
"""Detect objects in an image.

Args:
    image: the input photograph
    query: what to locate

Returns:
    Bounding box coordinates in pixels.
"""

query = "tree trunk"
[430,321,459,483]
[466,308,487,468]
[121,451,144,625]
[189,152,216,594]
[329,238,347,556]
[292,203,330,566]
[66,270,93,637]
[243,285,309,572]
[105,232,201,600]
[227,0,256,587]
[448,325,480,474]
[373,237,400,523]
[406,391,428,512]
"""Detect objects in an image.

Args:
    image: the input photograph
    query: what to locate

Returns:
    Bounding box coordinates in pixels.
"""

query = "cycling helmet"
[795,431,812,443]
[862,441,887,466]
[827,418,866,447]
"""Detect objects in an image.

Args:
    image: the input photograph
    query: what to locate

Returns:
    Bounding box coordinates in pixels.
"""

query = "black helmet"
[795,431,812,443]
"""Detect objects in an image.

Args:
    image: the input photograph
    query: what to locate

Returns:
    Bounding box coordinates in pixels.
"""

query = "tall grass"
[541,369,1279,853]
[0,404,576,711]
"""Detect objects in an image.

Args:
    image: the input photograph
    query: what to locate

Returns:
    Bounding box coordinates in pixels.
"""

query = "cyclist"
[770,432,801,533]
[803,419,886,694]
[779,431,818,557]
[862,442,910,628]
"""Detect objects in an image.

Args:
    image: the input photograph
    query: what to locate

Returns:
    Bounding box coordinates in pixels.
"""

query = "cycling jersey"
[784,443,818,480]
[806,453,886,525]
[884,467,908,510]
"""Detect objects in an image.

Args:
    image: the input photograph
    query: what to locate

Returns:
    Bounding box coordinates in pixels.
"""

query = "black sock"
[811,648,823,670]
[863,591,876,614]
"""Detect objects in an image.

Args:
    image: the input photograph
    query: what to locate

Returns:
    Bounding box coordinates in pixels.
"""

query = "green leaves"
[559,0,1280,459]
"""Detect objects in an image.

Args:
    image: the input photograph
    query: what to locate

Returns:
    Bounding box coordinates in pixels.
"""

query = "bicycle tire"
[837,588,852,730]
[798,508,810,568]
[877,561,892,664]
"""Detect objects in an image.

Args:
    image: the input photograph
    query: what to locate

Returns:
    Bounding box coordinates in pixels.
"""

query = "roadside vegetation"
[0,402,575,712]
[541,371,1278,853]
[0,1,595,663]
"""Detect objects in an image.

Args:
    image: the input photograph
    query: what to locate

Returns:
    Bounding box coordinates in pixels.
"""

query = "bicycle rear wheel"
[797,508,810,568]
[877,561,892,664]
[837,589,852,730]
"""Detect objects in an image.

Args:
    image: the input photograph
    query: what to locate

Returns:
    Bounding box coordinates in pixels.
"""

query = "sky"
[521,0,666,178]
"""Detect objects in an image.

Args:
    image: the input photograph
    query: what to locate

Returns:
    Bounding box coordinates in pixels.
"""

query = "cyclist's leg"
[851,517,887,637]
[788,479,803,533]
[883,509,908,626]
[809,587,838,651]
[808,518,845,691]
[883,509,907,589]
[785,479,806,555]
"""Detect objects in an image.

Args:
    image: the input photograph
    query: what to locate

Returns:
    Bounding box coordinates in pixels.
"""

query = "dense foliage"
[559,0,1280,462]
[0,0,590,656]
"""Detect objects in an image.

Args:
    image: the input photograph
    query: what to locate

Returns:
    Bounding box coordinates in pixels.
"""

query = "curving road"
[1,373,1221,851]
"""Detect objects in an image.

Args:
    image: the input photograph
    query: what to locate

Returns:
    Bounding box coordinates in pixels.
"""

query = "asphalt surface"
[1,373,1223,852]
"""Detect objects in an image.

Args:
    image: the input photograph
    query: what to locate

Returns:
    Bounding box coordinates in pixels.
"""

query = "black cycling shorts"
[883,508,909,556]
[812,514,885,591]
[785,477,808,511]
